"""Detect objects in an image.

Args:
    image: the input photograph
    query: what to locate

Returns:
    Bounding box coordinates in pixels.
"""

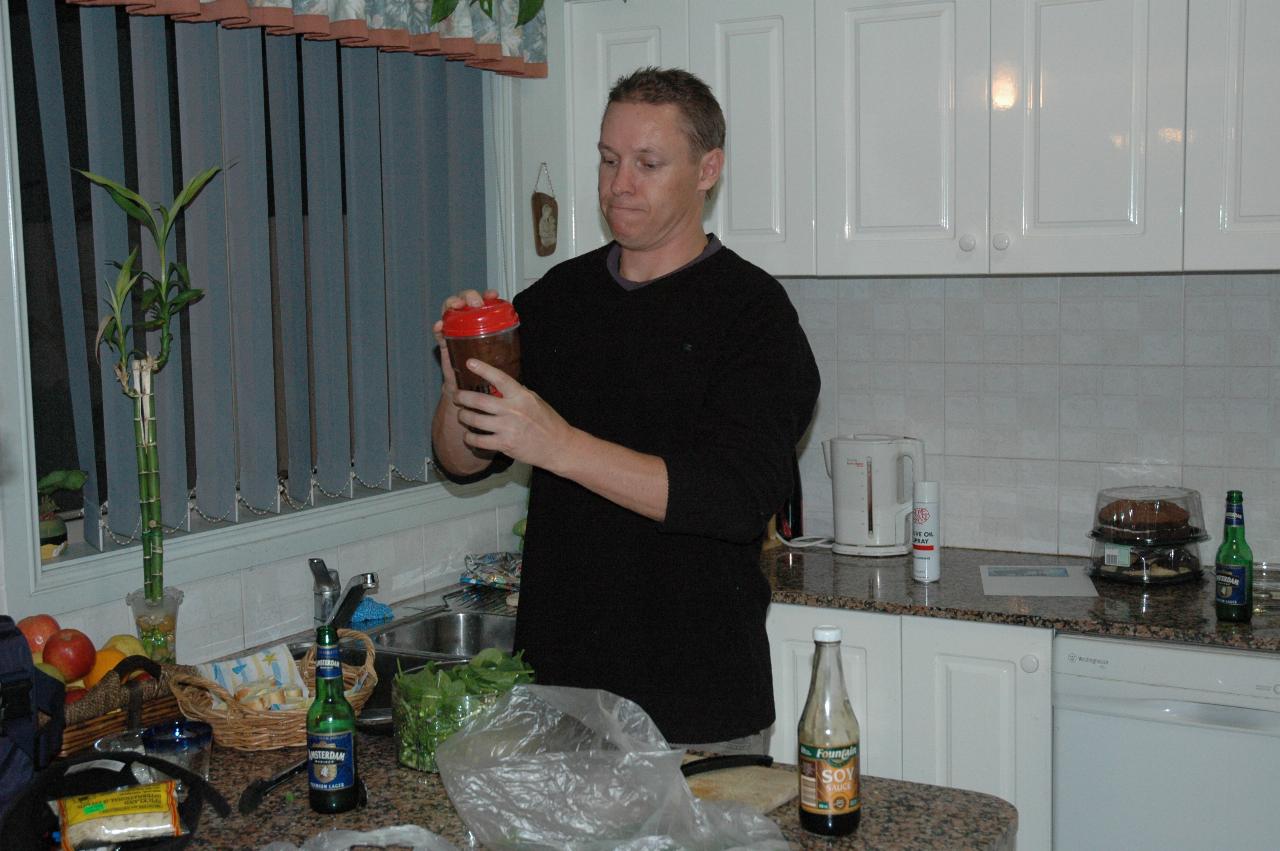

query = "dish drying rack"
[443,584,516,616]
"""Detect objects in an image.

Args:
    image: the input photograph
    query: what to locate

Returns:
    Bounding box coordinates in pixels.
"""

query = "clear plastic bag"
[260,824,456,850]
[435,685,788,850]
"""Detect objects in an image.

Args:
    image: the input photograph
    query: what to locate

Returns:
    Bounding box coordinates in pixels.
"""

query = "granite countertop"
[187,732,1016,850]
[766,546,1280,653]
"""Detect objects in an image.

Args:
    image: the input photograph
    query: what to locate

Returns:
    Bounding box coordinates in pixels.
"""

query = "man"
[432,68,819,750]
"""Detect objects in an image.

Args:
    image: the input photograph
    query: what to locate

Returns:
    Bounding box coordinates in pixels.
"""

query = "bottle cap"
[813,625,841,643]
[441,296,520,338]
[915,480,939,502]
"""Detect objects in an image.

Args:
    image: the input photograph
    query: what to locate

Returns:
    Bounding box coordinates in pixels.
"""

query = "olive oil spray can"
[912,481,941,583]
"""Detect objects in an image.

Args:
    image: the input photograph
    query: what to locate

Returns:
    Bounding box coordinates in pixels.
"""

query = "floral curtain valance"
[66,0,548,77]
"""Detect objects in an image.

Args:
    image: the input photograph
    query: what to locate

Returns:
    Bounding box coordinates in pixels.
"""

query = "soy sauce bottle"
[797,625,861,836]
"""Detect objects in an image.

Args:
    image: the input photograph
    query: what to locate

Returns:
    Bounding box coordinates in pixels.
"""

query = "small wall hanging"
[531,162,558,257]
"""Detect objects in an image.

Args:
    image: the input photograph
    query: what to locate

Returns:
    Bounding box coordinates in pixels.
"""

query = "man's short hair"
[607,67,726,160]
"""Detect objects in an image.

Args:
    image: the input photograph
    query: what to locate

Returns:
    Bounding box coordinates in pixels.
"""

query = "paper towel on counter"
[198,644,308,709]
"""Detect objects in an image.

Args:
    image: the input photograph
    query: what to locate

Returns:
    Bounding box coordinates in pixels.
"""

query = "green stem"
[133,361,164,602]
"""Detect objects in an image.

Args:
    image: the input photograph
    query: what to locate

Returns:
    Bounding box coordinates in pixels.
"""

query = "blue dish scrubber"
[349,597,394,629]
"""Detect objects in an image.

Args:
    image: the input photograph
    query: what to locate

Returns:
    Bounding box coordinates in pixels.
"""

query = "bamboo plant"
[78,166,220,608]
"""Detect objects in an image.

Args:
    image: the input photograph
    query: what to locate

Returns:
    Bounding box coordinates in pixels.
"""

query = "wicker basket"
[56,659,192,757]
[169,629,377,750]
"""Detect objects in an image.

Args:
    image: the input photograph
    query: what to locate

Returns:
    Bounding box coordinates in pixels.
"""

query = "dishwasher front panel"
[1053,636,1280,851]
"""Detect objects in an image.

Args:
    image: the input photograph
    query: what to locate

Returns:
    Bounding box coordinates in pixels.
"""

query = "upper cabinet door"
[690,0,816,275]
[989,0,1187,274]
[568,0,689,253]
[815,0,990,276]
[1185,0,1280,271]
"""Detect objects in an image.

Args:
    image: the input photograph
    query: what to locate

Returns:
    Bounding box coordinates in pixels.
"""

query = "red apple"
[64,687,87,705]
[17,614,60,655]
[43,629,96,683]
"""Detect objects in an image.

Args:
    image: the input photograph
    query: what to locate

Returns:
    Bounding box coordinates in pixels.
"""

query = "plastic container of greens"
[392,649,534,772]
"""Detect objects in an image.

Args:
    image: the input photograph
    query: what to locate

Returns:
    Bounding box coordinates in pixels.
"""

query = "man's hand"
[453,360,670,522]
[453,359,579,474]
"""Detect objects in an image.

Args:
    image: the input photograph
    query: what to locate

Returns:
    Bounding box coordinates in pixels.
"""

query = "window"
[1,0,514,615]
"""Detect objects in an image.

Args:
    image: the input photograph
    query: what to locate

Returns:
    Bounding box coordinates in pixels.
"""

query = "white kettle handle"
[897,440,924,500]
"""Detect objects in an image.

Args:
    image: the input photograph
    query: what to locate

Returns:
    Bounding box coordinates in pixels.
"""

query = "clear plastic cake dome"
[1088,485,1207,546]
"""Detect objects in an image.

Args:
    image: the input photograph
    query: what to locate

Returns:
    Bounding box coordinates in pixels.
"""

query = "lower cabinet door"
[764,603,902,779]
[901,617,1052,851]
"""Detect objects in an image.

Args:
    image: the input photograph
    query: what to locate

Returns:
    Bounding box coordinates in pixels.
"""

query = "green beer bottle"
[1214,490,1253,624]
[307,625,359,813]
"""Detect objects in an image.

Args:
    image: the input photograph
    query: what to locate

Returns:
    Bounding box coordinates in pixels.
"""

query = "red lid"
[441,296,520,338]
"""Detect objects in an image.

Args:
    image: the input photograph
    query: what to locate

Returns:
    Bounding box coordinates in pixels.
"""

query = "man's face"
[597,101,720,252]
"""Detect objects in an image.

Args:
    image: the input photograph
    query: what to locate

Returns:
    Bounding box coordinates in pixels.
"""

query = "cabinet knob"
[959,234,976,252]
[993,233,1010,251]
[1020,654,1039,673]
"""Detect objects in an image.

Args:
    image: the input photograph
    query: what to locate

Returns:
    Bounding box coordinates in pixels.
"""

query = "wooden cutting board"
[683,758,798,814]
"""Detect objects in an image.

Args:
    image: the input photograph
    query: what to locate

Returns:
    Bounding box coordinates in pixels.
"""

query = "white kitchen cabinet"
[567,0,689,254]
[901,617,1052,851]
[988,0,1188,274]
[690,1,816,275]
[546,1,1261,278]
[814,0,1186,276]
[764,603,902,779]
[568,0,815,274]
[815,0,991,275]
[1184,0,1280,270]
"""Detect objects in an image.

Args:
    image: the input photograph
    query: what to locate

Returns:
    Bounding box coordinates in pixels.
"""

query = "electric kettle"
[822,434,925,556]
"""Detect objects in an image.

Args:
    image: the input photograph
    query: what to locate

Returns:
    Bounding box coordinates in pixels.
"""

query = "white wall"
[785,272,1280,563]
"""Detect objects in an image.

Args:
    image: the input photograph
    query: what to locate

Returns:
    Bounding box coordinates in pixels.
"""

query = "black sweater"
[510,242,820,743]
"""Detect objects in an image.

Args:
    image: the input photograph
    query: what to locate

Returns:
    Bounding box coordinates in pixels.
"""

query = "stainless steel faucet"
[309,558,341,627]
[309,558,379,628]
[330,572,379,630]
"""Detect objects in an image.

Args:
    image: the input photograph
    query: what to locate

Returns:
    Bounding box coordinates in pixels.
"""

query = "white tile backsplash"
[787,270,1279,557]
[337,525,428,601]
[49,505,522,663]
[241,552,327,650]
[178,573,246,664]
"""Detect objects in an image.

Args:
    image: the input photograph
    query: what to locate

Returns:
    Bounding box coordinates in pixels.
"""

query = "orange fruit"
[84,647,125,689]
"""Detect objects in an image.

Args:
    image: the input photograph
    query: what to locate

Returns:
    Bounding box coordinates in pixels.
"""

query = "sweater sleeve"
[658,283,820,544]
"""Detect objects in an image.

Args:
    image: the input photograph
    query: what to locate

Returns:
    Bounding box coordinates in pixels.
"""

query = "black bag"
[0,750,230,850]
[0,615,64,813]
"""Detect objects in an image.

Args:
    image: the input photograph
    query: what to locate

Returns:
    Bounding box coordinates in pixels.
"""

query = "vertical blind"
[20,0,489,550]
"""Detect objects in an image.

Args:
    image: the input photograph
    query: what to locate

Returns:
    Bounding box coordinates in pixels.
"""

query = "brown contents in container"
[447,331,521,395]
[1097,498,1190,531]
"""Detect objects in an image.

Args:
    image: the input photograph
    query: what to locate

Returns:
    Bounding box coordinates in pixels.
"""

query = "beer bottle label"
[798,742,860,815]
[308,731,355,791]
[316,644,342,679]
[1215,562,1248,606]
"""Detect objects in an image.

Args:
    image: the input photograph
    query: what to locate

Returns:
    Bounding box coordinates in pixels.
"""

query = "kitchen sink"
[289,609,515,719]
[373,610,515,659]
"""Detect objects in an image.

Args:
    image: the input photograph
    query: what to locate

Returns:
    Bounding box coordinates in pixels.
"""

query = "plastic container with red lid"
[441,296,521,395]
[441,296,520,339]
